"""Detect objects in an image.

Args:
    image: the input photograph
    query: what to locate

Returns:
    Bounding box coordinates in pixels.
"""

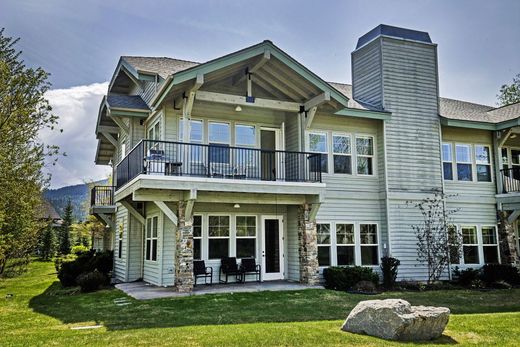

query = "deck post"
[175,200,194,292]
[297,203,319,285]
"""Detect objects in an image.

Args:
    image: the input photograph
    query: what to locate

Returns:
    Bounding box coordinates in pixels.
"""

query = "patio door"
[261,216,284,281]
[260,128,280,181]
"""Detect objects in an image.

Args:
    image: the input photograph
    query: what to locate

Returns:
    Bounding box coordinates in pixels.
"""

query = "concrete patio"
[115,281,324,300]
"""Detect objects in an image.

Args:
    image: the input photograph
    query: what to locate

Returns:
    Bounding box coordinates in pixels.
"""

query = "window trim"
[307,131,329,174]
[355,134,375,176]
[193,214,203,260]
[460,225,480,265]
[475,144,492,182]
[359,222,380,266]
[235,215,257,259]
[332,133,353,175]
[316,222,332,267]
[235,124,257,147]
[443,142,494,184]
[208,121,231,145]
[207,214,231,260]
[481,225,500,264]
[145,214,160,262]
[442,143,454,181]
[335,222,356,266]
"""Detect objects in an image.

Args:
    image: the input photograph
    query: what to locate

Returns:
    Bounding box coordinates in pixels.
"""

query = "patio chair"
[240,258,261,283]
[219,257,243,284]
[193,260,213,287]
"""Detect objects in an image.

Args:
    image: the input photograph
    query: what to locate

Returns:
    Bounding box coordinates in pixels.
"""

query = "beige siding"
[127,214,143,281]
[286,206,300,281]
[114,204,127,281]
[352,40,383,108]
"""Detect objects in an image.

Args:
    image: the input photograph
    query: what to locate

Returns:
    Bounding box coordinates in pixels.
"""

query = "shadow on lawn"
[29,280,520,335]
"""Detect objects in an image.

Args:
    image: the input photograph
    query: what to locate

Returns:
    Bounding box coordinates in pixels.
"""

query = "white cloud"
[41,82,111,189]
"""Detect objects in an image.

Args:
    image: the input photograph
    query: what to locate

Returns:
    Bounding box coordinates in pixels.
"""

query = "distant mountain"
[44,179,108,222]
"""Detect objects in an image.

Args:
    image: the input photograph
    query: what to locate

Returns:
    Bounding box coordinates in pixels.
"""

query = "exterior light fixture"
[235,105,242,112]
[233,203,240,209]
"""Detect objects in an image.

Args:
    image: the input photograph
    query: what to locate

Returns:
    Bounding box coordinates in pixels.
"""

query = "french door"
[261,216,284,280]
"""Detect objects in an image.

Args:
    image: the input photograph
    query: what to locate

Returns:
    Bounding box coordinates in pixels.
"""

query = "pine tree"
[40,223,57,260]
[59,200,73,255]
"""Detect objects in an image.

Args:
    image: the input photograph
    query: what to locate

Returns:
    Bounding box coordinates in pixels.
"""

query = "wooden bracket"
[154,201,178,226]
[121,201,145,225]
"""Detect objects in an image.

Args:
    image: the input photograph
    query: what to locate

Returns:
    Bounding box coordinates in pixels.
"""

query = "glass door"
[261,216,284,280]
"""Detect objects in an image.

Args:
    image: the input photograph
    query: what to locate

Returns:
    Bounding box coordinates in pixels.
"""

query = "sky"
[2,0,519,188]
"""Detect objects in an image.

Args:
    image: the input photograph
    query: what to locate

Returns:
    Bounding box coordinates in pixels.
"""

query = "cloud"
[41,82,111,189]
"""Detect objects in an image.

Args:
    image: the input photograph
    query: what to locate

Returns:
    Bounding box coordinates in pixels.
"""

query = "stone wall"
[175,200,194,292]
[298,203,319,285]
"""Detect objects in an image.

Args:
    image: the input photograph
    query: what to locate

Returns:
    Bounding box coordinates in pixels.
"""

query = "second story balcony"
[500,167,520,193]
[115,140,324,195]
[89,186,116,224]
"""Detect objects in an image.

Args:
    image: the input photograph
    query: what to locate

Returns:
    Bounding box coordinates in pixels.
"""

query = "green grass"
[1,261,520,346]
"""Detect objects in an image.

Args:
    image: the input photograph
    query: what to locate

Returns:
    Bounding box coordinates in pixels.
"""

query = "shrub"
[57,250,113,288]
[71,245,89,255]
[481,264,520,286]
[323,266,379,291]
[398,280,427,292]
[54,254,77,272]
[380,256,400,289]
[76,270,106,292]
[452,267,481,287]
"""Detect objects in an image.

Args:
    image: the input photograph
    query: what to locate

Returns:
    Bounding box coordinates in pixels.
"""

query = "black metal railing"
[90,186,115,206]
[116,140,322,189]
[501,167,520,193]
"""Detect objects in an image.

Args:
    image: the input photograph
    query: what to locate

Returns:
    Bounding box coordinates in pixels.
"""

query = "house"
[90,24,520,292]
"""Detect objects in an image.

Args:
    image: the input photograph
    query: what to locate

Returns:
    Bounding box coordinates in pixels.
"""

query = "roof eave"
[151,41,350,110]
[334,107,391,121]
[439,116,497,130]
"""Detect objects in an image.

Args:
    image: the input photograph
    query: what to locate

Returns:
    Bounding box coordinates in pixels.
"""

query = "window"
[333,135,352,174]
[502,148,509,172]
[208,215,230,259]
[118,228,123,259]
[121,143,126,158]
[442,143,453,180]
[179,119,204,164]
[482,226,499,264]
[145,216,158,261]
[360,224,378,265]
[317,223,331,266]
[235,216,256,258]
[475,145,491,182]
[456,144,472,181]
[308,132,328,173]
[193,216,202,260]
[448,225,460,264]
[356,136,374,175]
[461,226,479,264]
[148,119,161,140]
[336,224,355,265]
[235,124,256,146]
[209,122,230,163]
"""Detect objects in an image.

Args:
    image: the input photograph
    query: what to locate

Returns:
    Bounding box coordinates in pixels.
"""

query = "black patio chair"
[240,258,261,283]
[219,257,243,284]
[193,260,212,287]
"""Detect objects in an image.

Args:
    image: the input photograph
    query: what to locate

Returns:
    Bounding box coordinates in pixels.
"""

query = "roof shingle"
[106,94,149,110]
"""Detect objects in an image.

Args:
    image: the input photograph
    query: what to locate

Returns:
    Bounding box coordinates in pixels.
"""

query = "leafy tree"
[497,73,520,106]
[38,223,57,260]
[59,200,73,255]
[72,215,104,248]
[406,190,461,284]
[0,29,60,275]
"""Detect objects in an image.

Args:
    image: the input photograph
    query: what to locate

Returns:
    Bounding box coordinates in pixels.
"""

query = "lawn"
[1,261,520,346]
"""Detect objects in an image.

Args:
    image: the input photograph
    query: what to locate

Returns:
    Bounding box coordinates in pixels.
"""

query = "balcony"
[115,140,323,195]
[89,186,116,217]
[501,167,520,193]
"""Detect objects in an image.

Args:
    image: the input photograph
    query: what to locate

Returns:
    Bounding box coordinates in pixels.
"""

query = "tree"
[59,200,73,255]
[38,223,57,260]
[0,29,60,275]
[406,190,461,284]
[497,73,520,106]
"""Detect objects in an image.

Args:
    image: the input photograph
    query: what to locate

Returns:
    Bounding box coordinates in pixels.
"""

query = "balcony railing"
[501,167,520,193]
[116,140,323,189]
[90,186,115,206]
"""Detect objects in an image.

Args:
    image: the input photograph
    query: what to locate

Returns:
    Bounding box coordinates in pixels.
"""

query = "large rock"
[341,299,450,341]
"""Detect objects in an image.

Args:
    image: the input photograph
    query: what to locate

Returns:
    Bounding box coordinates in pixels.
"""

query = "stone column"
[498,211,520,265]
[298,203,319,285]
[175,200,194,292]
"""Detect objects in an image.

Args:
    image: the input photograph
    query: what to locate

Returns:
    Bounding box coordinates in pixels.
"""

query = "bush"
[398,280,427,292]
[57,250,113,288]
[54,254,77,272]
[452,267,481,287]
[323,266,379,291]
[76,270,106,292]
[71,245,89,255]
[380,256,400,289]
[481,264,520,286]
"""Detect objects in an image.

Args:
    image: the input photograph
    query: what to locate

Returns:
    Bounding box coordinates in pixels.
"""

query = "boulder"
[341,299,450,341]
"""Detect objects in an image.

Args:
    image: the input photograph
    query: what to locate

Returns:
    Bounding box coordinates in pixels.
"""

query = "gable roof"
[121,56,199,80]
[106,94,149,111]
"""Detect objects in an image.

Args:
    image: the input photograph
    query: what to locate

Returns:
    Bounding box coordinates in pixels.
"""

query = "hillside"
[44,180,108,222]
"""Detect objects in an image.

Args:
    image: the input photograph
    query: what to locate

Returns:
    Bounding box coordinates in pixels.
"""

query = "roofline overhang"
[109,107,150,118]
[108,59,143,94]
[334,107,391,121]
[439,116,520,131]
[150,41,350,110]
